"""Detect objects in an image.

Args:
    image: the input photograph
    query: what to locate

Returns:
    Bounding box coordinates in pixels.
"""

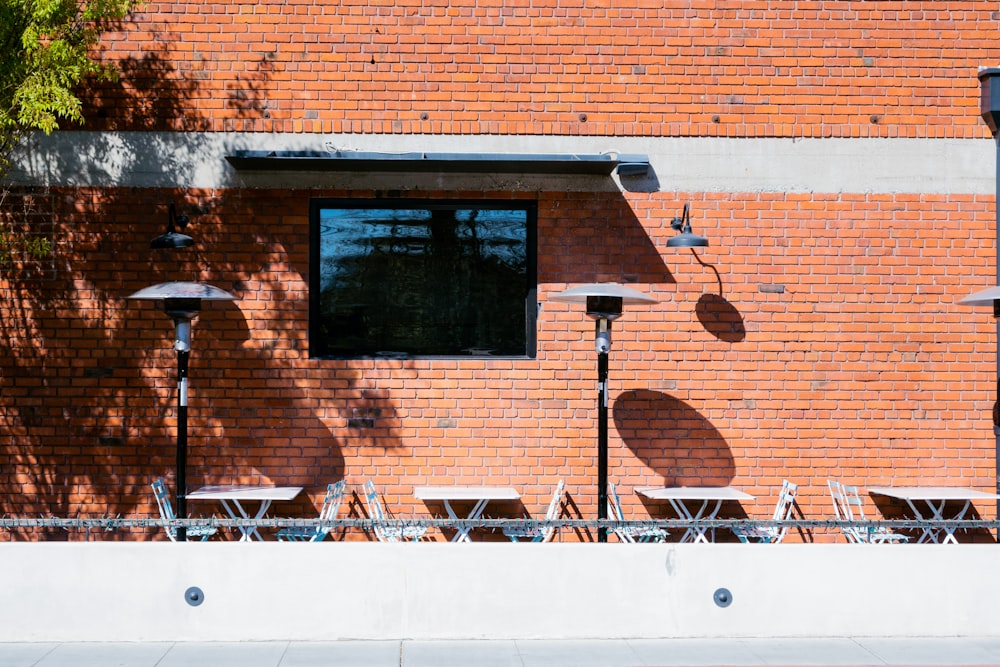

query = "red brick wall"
[83,1,1000,138]
[2,1,999,541]
[0,187,994,541]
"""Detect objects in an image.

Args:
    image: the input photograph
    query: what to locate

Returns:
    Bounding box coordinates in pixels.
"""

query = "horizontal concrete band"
[9,131,995,195]
[0,543,997,642]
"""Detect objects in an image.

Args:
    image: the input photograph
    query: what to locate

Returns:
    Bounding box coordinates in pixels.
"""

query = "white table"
[868,486,1000,544]
[636,486,755,543]
[414,486,520,542]
[188,485,304,542]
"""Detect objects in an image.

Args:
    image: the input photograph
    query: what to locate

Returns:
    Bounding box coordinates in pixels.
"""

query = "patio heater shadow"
[613,390,746,538]
[614,390,735,486]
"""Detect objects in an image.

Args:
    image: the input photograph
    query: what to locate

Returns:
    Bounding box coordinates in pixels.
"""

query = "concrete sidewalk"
[2,637,1000,667]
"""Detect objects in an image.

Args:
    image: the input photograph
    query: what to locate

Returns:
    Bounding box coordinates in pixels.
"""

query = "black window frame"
[309,197,538,360]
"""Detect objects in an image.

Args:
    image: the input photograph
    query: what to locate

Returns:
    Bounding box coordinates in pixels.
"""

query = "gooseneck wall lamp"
[129,282,236,540]
[551,283,658,542]
[959,67,1000,518]
[666,203,710,248]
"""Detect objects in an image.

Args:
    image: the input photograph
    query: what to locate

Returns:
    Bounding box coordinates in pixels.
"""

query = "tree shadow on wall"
[81,51,206,131]
[0,189,407,539]
[111,194,406,532]
[81,42,271,131]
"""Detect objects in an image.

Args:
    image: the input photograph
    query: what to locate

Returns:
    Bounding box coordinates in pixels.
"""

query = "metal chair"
[842,482,909,544]
[607,482,668,543]
[362,480,427,542]
[503,480,565,542]
[150,478,217,542]
[828,479,861,543]
[732,479,797,544]
[277,480,345,542]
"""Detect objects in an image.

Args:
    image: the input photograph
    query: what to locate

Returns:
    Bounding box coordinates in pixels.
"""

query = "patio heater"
[551,283,658,542]
[958,67,1000,518]
[128,282,237,540]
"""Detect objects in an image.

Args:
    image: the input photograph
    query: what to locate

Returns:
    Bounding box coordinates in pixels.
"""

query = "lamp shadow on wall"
[613,390,748,533]
[685,251,746,343]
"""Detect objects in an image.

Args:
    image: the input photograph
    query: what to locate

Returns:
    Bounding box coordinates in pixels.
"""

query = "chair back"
[362,480,393,542]
[771,479,797,542]
[540,479,565,542]
[607,482,626,522]
[828,479,861,543]
[608,481,637,543]
[319,481,346,522]
[827,480,849,520]
[151,478,177,541]
[843,485,867,520]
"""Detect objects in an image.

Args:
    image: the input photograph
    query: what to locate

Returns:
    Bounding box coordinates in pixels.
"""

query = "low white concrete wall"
[1,542,996,641]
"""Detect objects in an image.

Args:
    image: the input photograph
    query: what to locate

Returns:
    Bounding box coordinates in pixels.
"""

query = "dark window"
[309,199,537,358]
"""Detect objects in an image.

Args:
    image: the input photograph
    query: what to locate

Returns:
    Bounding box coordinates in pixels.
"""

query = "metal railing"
[0,516,997,541]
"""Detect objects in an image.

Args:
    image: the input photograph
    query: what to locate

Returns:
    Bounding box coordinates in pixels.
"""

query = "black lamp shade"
[666,231,710,248]
[151,231,194,249]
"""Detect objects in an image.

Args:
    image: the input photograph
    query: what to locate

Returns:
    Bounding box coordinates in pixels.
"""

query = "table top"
[635,486,755,501]
[868,486,1000,501]
[414,486,521,501]
[187,485,304,501]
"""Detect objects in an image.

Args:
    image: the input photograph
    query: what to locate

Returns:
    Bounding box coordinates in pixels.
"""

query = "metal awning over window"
[225,150,650,177]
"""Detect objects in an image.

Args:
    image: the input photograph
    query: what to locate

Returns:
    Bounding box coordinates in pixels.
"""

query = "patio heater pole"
[175,316,191,541]
[596,320,610,543]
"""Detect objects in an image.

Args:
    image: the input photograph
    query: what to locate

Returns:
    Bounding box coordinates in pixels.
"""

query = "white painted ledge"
[7,132,994,194]
[0,542,996,641]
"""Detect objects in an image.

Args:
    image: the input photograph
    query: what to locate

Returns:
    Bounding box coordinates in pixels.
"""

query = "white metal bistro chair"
[830,480,909,544]
[362,480,427,542]
[607,482,668,543]
[151,478,217,542]
[828,479,860,543]
[732,479,797,544]
[277,480,345,542]
[503,480,565,543]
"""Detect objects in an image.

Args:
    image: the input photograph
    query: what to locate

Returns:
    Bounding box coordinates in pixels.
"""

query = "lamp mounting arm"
[168,203,190,233]
[670,203,691,234]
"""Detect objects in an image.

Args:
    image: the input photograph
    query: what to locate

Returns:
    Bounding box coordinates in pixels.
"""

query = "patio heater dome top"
[128,282,237,319]
[129,281,238,302]
[551,282,657,323]
[549,282,659,305]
